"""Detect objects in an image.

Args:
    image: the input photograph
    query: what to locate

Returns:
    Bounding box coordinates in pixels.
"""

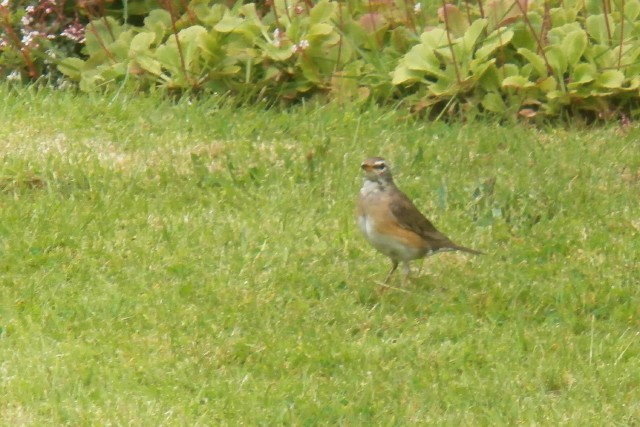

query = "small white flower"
[0,0,9,8]
[272,28,282,47]
[291,44,299,53]
[7,70,21,81]
[298,39,309,50]
[413,2,421,13]
[21,30,41,46]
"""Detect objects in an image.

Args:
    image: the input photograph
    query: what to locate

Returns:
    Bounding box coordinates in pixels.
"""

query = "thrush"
[357,157,482,284]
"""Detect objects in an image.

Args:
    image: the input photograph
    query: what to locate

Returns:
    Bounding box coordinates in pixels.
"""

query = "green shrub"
[4,0,640,119]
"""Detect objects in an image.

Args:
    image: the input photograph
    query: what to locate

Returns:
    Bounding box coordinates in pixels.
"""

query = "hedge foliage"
[2,0,640,119]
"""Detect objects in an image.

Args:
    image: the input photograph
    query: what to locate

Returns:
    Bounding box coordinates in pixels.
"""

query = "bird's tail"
[452,244,484,255]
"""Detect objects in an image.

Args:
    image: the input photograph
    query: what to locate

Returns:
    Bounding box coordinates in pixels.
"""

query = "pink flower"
[61,21,85,43]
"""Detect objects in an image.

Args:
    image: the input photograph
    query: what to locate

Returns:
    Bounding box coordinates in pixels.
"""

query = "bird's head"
[361,157,393,184]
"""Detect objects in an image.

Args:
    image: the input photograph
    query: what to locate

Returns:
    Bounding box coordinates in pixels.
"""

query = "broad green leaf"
[84,17,126,57]
[197,32,222,62]
[134,56,161,76]
[57,57,85,80]
[549,7,568,26]
[596,69,625,88]
[482,92,506,112]
[240,3,263,26]
[502,75,533,88]
[584,43,614,67]
[624,0,640,21]
[156,26,206,78]
[300,56,322,84]
[129,32,156,56]
[79,70,101,91]
[128,32,160,76]
[104,33,133,60]
[438,4,468,37]
[428,74,456,96]
[420,28,448,49]
[391,64,423,85]
[586,14,615,45]
[476,28,513,59]
[547,22,582,45]
[143,9,171,40]
[470,58,495,77]
[517,48,547,77]
[545,45,568,76]
[403,43,443,77]
[260,41,293,61]
[502,63,520,77]
[310,0,336,24]
[176,26,207,45]
[562,30,587,66]
[478,63,501,91]
[537,76,557,92]
[585,0,604,14]
[462,19,487,55]
[614,43,640,68]
[510,17,540,50]
[193,4,226,26]
[624,77,640,90]
[569,62,596,86]
[214,12,244,33]
[307,23,334,39]
[520,63,533,79]
[485,0,526,31]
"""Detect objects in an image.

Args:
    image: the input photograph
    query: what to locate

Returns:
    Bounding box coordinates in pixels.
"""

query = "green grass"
[0,84,639,425]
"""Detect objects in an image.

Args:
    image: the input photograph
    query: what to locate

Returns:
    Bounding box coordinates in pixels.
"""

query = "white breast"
[357,212,421,261]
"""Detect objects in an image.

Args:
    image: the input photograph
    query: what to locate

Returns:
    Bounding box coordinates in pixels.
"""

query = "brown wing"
[388,188,460,252]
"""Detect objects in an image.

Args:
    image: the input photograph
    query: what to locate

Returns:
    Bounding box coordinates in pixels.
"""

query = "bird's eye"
[373,163,386,170]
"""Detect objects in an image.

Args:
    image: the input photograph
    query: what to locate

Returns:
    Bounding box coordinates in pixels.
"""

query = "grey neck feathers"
[361,175,395,195]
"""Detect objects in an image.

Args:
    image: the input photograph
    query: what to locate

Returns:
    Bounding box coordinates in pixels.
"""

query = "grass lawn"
[0,84,639,425]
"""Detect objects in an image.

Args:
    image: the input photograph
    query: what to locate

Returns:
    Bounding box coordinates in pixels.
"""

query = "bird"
[356,157,482,284]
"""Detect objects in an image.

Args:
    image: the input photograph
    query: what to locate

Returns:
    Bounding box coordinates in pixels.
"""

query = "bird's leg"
[384,260,399,283]
[401,261,411,285]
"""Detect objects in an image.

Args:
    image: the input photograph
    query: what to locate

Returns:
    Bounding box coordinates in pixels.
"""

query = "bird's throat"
[361,178,393,196]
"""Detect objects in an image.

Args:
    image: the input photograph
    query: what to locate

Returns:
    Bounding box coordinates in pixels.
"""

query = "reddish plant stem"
[79,1,117,63]
[335,1,343,72]
[303,0,312,15]
[282,0,291,21]
[270,0,282,30]
[180,0,197,24]
[602,0,612,45]
[0,7,39,78]
[84,20,117,62]
[618,0,624,68]
[404,0,417,34]
[163,0,189,84]
[513,0,552,74]
[367,0,381,48]
[441,0,461,84]
[464,0,473,25]
[541,1,550,45]
[95,0,115,41]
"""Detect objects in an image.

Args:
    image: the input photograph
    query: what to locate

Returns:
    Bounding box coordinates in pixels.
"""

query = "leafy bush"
[4,0,640,119]
[393,0,640,118]
[0,0,84,82]
[55,0,408,102]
